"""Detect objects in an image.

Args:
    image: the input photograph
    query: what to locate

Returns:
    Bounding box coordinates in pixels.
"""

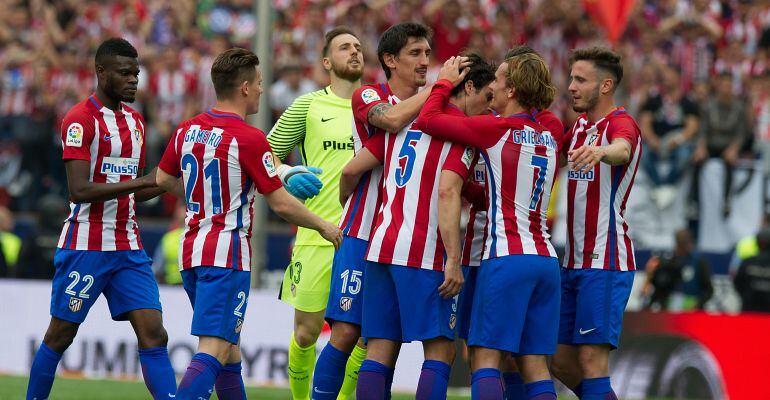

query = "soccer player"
[416,53,561,400]
[313,22,441,400]
[339,29,478,400]
[550,47,641,400]
[26,38,176,400]
[156,48,342,400]
[266,27,366,400]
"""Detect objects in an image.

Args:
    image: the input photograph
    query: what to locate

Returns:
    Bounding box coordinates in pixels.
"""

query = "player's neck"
[329,76,361,99]
[586,98,617,124]
[387,77,419,100]
[500,100,527,118]
[448,97,466,114]
[213,100,247,119]
[94,89,120,111]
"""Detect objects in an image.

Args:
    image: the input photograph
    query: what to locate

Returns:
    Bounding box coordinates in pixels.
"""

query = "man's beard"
[332,60,363,82]
[573,86,600,113]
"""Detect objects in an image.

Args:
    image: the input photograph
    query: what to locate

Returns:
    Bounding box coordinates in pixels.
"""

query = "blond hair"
[504,53,556,110]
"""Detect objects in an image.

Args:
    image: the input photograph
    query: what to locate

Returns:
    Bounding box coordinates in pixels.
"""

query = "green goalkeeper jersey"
[268,86,354,246]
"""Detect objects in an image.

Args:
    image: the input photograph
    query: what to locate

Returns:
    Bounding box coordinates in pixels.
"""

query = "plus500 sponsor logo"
[101,157,139,176]
[568,169,594,181]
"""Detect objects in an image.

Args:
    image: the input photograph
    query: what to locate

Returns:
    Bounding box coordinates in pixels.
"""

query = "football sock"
[384,363,395,400]
[138,347,177,399]
[289,333,316,400]
[471,368,504,400]
[176,352,222,400]
[356,360,389,400]
[580,377,617,400]
[26,343,62,400]
[524,380,556,400]
[502,372,526,400]
[415,360,451,400]
[337,344,366,399]
[215,362,247,400]
[312,343,349,399]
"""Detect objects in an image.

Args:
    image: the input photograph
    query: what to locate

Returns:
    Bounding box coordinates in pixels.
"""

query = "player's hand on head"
[320,221,343,250]
[568,145,604,173]
[277,164,324,200]
[438,259,464,298]
[438,56,470,87]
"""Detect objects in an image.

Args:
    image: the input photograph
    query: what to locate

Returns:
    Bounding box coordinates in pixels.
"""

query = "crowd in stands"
[3,0,770,311]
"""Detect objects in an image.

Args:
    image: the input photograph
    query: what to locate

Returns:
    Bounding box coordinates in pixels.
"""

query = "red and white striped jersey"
[158,109,283,271]
[416,79,558,260]
[461,156,487,267]
[58,95,147,251]
[0,64,34,116]
[365,104,474,271]
[339,83,395,240]
[149,70,197,125]
[562,108,641,271]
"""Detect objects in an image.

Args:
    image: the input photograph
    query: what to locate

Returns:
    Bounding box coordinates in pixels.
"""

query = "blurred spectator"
[643,228,713,311]
[734,228,770,312]
[693,72,751,217]
[639,65,699,209]
[152,204,186,285]
[16,195,68,280]
[269,64,318,121]
[0,206,21,277]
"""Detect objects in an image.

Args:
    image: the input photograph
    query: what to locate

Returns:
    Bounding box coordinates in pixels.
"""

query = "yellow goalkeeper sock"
[288,333,316,400]
[337,344,367,400]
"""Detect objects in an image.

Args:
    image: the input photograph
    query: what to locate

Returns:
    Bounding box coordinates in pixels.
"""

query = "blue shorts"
[457,266,479,340]
[558,268,634,349]
[51,249,162,323]
[362,262,457,343]
[181,267,251,345]
[468,255,560,355]
[326,236,368,326]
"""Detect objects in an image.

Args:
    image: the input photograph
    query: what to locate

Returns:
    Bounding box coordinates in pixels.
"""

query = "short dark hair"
[95,38,138,66]
[211,48,260,99]
[504,44,537,60]
[323,26,360,57]
[569,46,623,88]
[450,52,495,97]
[377,22,432,79]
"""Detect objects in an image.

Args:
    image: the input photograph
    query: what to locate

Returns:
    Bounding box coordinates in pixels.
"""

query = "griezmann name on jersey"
[159,109,282,271]
[58,95,146,251]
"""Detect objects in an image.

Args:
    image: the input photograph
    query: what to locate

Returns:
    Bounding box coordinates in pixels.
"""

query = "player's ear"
[464,80,474,96]
[601,77,615,95]
[383,53,397,70]
[322,56,332,72]
[241,80,250,97]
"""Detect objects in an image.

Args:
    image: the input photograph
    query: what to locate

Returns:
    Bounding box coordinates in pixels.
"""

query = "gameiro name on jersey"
[158,109,282,271]
[58,95,146,251]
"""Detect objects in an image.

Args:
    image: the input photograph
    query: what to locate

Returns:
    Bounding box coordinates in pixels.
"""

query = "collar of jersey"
[89,94,122,113]
[207,109,244,120]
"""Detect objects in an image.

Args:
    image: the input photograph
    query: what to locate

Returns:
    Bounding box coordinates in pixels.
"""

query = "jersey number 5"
[182,154,223,214]
[395,130,422,187]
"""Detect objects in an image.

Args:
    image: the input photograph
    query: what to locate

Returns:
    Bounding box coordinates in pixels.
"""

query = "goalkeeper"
[268,27,365,400]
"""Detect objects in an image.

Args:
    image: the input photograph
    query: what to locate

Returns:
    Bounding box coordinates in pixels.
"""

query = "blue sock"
[572,382,584,398]
[503,372,526,400]
[26,343,62,400]
[356,360,389,400]
[471,368,503,400]
[581,377,616,400]
[176,353,222,400]
[385,364,395,400]
[312,343,350,399]
[524,380,556,400]
[215,362,246,400]
[138,347,177,399]
[415,360,451,400]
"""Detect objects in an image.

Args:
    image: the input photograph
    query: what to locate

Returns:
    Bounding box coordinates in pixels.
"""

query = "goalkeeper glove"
[276,164,323,200]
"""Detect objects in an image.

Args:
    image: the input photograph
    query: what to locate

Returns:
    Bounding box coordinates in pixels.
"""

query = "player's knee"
[550,355,579,381]
[330,323,360,353]
[139,324,169,348]
[577,349,609,378]
[43,322,78,353]
[294,327,320,347]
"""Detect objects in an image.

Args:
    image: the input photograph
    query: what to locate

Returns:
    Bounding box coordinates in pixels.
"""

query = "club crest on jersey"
[69,297,83,312]
[66,123,84,147]
[134,128,143,145]
[262,152,277,177]
[235,318,243,333]
[361,88,380,104]
[340,297,353,312]
[449,314,457,329]
[568,169,595,181]
[586,132,600,146]
[461,147,474,169]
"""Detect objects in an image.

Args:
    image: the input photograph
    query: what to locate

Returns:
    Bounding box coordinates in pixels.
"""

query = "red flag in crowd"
[583,0,637,44]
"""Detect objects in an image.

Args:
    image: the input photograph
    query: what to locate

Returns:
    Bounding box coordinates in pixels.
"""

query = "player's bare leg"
[469,347,504,398]
[415,338,455,399]
[550,344,583,392]
[213,343,248,400]
[500,354,526,399]
[41,317,80,353]
[294,309,327,347]
[125,309,177,399]
[127,309,169,349]
[329,321,361,353]
[356,338,400,399]
[328,323,366,399]
[577,344,610,378]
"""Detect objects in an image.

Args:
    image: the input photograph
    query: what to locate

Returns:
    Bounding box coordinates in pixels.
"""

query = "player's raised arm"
[265,188,342,249]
